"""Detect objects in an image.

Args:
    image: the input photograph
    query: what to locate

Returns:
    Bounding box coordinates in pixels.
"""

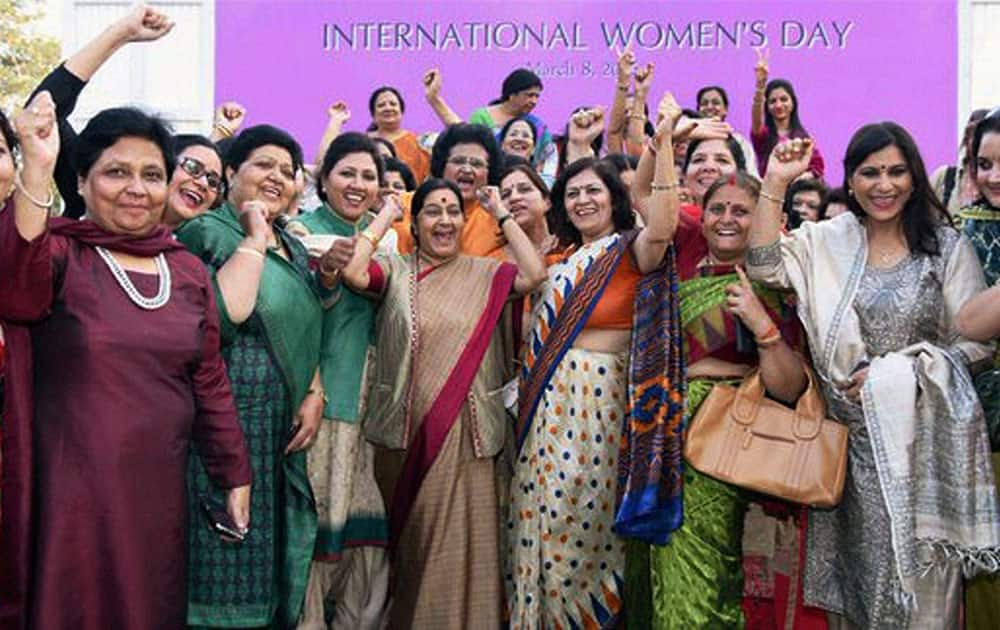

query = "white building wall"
[60,0,214,135]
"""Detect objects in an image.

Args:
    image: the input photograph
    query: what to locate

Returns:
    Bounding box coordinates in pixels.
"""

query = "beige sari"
[364,253,518,629]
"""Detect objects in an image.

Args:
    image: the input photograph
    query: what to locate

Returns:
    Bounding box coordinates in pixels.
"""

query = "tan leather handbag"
[684,368,848,508]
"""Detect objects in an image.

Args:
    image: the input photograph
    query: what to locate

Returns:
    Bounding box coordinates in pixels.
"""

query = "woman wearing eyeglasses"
[29,5,229,224]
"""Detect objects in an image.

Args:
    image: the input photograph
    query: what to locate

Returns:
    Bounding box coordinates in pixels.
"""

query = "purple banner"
[216,1,957,185]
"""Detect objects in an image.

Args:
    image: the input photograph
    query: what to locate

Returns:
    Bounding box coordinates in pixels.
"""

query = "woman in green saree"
[177,125,324,628]
[629,172,809,629]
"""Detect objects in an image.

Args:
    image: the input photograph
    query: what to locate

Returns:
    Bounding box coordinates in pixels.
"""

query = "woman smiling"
[327,177,545,628]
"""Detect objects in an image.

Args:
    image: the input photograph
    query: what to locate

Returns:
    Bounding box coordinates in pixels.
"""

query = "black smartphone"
[200,495,246,542]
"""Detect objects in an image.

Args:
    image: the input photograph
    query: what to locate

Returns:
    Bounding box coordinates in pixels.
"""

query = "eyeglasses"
[447,155,489,171]
[177,156,224,192]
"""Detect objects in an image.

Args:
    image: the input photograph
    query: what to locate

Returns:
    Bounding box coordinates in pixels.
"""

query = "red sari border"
[388,262,518,545]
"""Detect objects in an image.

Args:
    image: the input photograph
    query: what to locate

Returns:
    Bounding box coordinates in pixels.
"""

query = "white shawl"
[746,213,1000,605]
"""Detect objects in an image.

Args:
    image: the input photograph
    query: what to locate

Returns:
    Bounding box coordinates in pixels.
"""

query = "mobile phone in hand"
[200,495,246,542]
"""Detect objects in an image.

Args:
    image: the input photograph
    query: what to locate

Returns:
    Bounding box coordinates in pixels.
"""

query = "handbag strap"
[731,364,829,440]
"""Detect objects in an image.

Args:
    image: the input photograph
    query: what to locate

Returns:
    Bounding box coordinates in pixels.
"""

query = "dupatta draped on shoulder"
[519,232,686,545]
[746,214,1000,607]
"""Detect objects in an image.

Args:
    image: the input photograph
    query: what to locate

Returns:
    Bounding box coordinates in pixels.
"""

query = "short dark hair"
[75,107,175,179]
[0,110,18,154]
[368,86,406,117]
[499,115,538,148]
[549,157,634,247]
[412,177,464,219]
[600,153,638,175]
[782,177,828,229]
[383,156,416,191]
[372,136,397,158]
[316,132,385,203]
[843,121,949,256]
[684,135,747,173]
[223,124,303,175]
[696,85,730,109]
[430,123,502,186]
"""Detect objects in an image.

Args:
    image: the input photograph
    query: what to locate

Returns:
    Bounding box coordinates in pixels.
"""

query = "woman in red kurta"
[0,95,251,630]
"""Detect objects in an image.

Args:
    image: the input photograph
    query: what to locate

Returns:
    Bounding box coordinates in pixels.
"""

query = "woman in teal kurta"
[289,133,391,629]
[177,125,323,628]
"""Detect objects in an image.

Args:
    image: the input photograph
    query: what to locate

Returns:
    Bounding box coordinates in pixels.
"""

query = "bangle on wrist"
[236,246,265,260]
[650,182,679,192]
[616,83,629,92]
[214,122,234,138]
[755,322,779,343]
[14,171,54,210]
[756,332,782,348]
[498,213,515,228]
[359,228,380,249]
[759,188,784,204]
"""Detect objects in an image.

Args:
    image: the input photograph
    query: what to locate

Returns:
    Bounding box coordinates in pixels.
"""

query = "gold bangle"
[236,246,265,260]
[627,113,646,121]
[617,83,629,92]
[650,182,679,192]
[359,228,380,249]
[14,171,54,210]
[759,188,784,204]
[756,332,782,348]
[214,122,234,138]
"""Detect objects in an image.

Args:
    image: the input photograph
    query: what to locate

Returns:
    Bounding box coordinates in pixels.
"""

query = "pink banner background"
[216,0,958,186]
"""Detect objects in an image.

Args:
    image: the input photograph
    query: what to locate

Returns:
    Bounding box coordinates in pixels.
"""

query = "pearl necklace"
[95,246,171,310]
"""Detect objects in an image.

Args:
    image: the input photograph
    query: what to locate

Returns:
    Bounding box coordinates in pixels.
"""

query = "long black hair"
[843,122,950,256]
[549,157,634,247]
[761,79,810,163]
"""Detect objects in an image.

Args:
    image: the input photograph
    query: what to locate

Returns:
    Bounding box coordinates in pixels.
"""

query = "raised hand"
[319,236,357,276]
[476,185,505,219]
[633,62,655,96]
[15,91,60,175]
[117,4,174,43]
[614,41,636,84]
[327,101,351,125]
[754,47,770,89]
[214,101,246,135]
[569,107,606,145]
[423,68,442,100]
[766,138,814,186]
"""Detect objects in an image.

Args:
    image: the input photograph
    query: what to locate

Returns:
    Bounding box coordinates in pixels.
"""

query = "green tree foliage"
[0,0,60,112]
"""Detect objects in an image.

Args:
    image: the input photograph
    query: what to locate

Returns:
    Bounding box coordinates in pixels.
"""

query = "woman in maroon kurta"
[0,95,252,629]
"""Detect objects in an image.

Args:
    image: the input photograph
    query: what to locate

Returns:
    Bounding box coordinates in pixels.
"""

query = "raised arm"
[564,108,605,165]
[209,101,247,142]
[315,101,351,167]
[751,47,769,134]
[214,201,271,324]
[478,186,547,295]
[607,45,636,154]
[65,5,174,81]
[632,93,690,273]
[13,92,59,242]
[749,138,813,249]
[423,68,462,127]
[625,62,654,155]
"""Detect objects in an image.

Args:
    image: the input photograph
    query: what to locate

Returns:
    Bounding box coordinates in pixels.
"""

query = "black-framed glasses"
[177,156,224,192]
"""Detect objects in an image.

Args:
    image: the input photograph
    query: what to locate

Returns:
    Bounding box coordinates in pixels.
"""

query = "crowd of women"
[3,6,1000,630]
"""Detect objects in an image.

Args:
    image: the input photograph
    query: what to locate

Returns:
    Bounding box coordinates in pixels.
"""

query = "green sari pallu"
[178,203,322,628]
